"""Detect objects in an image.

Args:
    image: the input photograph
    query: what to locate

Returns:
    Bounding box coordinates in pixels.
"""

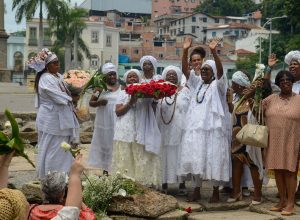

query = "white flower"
[4,121,11,129]
[253,63,266,82]
[124,169,128,173]
[116,171,121,175]
[117,189,127,197]
[61,141,71,151]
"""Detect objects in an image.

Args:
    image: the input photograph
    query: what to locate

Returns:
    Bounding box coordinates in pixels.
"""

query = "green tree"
[49,6,90,72]
[235,54,259,80]
[194,0,259,16]
[12,0,69,51]
[260,0,300,61]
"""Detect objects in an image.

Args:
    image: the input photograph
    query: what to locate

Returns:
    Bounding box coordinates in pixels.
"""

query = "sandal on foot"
[270,206,282,212]
[250,200,262,205]
[227,193,242,203]
[281,210,294,216]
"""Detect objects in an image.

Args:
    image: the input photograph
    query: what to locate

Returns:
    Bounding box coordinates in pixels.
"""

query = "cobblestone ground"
[3,83,300,219]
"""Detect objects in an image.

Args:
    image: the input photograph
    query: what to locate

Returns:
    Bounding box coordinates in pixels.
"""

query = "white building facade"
[25,18,119,71]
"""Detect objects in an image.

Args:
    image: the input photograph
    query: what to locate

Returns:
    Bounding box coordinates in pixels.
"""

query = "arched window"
[28,52,37,60]
[14,52,23,72]
[90,55,99,68]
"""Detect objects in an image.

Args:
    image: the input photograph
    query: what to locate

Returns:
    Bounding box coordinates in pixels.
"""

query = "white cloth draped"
[112,90,161,186]
[293,81,300,94]
[157,87,190,183]
[88,87,121,171]
[178,71,231,183]
[246,111,265,180]
[35,72,79,178]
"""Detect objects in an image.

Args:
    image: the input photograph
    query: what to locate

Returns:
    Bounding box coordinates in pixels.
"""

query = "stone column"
[0,0,10,82]
[0,0,4,33]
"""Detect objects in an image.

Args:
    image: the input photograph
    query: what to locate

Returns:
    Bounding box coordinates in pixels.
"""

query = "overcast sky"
[4,0,84,33]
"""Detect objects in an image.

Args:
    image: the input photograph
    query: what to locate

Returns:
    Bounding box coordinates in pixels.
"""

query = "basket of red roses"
[125,80,177,99]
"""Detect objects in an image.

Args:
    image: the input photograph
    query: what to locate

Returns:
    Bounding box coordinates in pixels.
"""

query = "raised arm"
[65,154,84,208]
[182,37,193,80]
[0,152,14,189]
[209,38,223,79]
[264,53,278,80]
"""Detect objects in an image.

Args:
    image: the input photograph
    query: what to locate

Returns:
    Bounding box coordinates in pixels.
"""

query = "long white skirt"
[37,131,73,178]
[178,128,231,183]
[162,144,180,184]
[112,141,161,186]
[88,126,114,171]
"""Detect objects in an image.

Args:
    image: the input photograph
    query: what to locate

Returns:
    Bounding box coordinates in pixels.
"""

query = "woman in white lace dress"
[112,69,161,187]
[157,66,190,194]
[178,38,231,202]
[87,63,121,174]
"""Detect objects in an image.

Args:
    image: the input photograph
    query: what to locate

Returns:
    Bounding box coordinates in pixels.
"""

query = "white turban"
[161,65,183,85]
[123,69,141,84]
[232,71,250,87]
[202,60,217,77]
[102,63,117,75]
[284,50,300,65]
[27,48,57,72]
[45,54,58,65]
[140,55,157,74]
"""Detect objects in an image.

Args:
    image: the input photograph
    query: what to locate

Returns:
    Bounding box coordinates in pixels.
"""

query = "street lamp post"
[259,15,287,63]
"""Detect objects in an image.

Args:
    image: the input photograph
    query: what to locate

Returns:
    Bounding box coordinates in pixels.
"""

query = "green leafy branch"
[0,109,35,168]
[80,70,108,96]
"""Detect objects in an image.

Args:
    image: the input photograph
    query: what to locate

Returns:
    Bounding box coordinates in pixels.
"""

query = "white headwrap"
[201,60,217,77]
[284,50,300,65]
[123,69,141,84]
[232,71,250,87]
[27,48,57,72]
[45,54,58,65]
[140,55,157,74]
[102,62,117,75]
[161,65,183,85]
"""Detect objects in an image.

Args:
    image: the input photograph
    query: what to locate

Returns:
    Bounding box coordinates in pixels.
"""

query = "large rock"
[80,121,94,132]
[15,117,24,126]
[108,185,178,218]
[21,181,43,204]
[80,132,93,144]
[19,132,38,144]
[21,121,36,132]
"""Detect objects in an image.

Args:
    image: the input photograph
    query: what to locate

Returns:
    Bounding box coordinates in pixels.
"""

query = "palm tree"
[12,0,69,51]
[49,6,90,72]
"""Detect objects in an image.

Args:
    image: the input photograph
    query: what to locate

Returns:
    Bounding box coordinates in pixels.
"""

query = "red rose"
[184,207,192,213]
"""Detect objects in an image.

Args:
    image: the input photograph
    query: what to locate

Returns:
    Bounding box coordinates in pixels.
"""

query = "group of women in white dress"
[84,37,234,203]
[33,42,299,211]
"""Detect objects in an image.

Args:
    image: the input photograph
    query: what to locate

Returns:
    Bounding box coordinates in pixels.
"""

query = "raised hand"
[268,53,278,68]
[208,37,222,51]
[183,37,193,50]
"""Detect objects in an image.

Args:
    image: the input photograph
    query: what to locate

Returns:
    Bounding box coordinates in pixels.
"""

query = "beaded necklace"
[196,83,211,103]
[160,93,178,125]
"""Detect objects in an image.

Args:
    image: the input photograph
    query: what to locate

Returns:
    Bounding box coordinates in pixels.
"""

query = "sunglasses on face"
[201,67,211,72]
